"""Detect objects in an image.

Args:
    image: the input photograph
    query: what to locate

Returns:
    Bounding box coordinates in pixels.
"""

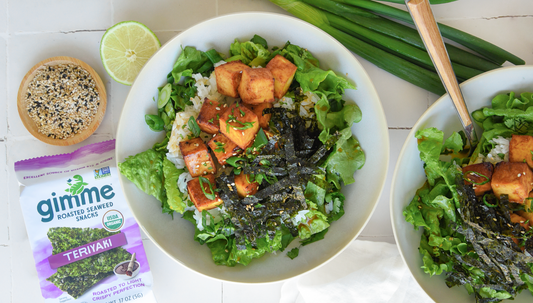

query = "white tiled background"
[2,0,533,302]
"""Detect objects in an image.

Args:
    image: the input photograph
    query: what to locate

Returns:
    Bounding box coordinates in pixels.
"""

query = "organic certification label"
[102,209,124,231]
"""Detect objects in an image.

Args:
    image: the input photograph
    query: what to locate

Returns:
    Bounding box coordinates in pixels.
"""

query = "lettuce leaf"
[294,202,330,240]
[162,158,186,213]
[206,231,283,267]
[281,43,355,102]
[324,136,365,185]
[228,38,272,66]
[171,46,209,82]
[118,149,168,212]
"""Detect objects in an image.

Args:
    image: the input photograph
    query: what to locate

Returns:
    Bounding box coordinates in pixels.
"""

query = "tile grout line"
[5,0,13,300]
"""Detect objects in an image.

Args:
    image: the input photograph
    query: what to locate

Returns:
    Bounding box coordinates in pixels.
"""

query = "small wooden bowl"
[17,56,107,146]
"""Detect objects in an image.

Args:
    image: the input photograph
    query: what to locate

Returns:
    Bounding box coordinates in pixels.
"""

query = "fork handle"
[406,0,476,143]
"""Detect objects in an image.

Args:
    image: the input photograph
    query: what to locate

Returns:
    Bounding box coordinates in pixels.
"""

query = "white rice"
[325,201,334,214]
[166,72,222,168]
[190,207,225,231]
[473,136,510,164]
[177,172,193,194]
[291,210,310,225]
[274,91,319,127]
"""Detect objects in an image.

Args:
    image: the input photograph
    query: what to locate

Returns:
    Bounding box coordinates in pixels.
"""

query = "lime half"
[100,21,161,85]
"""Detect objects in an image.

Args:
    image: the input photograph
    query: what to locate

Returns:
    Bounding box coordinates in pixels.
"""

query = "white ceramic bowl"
[391,65,533,302]
[116,12,389,283]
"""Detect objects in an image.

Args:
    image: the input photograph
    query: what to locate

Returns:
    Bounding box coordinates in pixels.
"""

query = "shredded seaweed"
[216,109,336,250]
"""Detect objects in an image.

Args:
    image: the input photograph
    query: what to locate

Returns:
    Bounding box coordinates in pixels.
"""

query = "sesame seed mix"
[25,64,100,139]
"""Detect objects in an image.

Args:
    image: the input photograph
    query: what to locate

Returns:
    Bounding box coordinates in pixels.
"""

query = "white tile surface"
[432,0,533,20]
[0,143,7,244]
[218,0,288,15]
[2,1,533,303]
[0,36,6,137]
[223,282,283,303]
[142,239,223,303]
[358,57,437,128]
[0,0,7,33]
[9,0,111,33]
[0,246,11,300]
[113,0,217,31]
[443,18,533,65]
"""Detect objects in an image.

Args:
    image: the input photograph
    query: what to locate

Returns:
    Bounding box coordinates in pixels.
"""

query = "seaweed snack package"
[14,140,157,303]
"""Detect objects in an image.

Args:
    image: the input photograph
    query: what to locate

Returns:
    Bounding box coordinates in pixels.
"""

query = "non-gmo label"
[94,166,111,179]
[102,209,124,231]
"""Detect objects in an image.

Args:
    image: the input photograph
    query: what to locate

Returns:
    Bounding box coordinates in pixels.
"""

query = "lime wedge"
[100,21,161,85]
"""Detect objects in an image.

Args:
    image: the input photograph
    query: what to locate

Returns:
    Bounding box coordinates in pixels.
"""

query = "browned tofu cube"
[510,213,530,230]
[196,98,226,134]
[238,68,275,104]
[462,162,493,196]
[234,173,259,198]
[207,133,243,165]
[266,54,297,99]
[509,134,533,169]
[179,137,217,177]
[187,174,223,211]
[243,102,272,129]
[219,102,260,149]
[491,161,533,204]
[215,60,249,98]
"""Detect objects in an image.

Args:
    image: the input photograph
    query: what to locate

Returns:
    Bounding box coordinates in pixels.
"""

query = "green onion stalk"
[334,0,525,65]
[301,0,502,72]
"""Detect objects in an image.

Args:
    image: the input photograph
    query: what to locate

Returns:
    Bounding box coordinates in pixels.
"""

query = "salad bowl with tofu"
[116,12,388,283]
[391,65,533,302]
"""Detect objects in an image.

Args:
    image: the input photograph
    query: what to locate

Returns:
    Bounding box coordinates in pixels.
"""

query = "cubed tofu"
[219,102,260,149]
[238,67,275,104]
[491,161,533,204]
[266,54,297,99]
[179,137,217,177]
[509,134,533,169]
[215,60,249,98]
[207,133,243,165]
[243,102,272,129]
[196,98,227,134]
[187,174,223,211]
[462,162,493,196]
[510,213,530,230]
[234,173,259,198]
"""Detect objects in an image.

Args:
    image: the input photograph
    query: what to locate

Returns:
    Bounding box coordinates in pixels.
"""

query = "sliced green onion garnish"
[145,114,165,131]
[157,83,172,109]
[483,194,498,208]
[226,156,246,167]
[463,171,490,185]
[252,128,268,149]
[231,121,255,130]
[188,116,201,137]
[199,177,216,200]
